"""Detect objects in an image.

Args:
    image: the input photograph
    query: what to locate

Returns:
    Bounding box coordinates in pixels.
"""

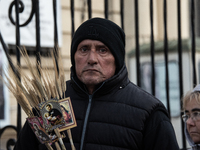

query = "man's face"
[185,98,200,144]
[75,39,116,93]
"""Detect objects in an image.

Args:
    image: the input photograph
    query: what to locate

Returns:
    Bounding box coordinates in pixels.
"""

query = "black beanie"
[71,17,125,72]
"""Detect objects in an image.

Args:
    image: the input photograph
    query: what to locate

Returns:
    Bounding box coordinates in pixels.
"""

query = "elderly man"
[14,18,179,150]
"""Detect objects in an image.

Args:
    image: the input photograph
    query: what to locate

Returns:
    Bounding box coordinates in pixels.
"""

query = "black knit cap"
[71,17,125,73]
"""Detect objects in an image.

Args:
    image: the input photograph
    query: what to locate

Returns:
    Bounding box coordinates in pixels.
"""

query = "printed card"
[58,97,77,132]
[38,98,66,132]
[27,116,51,144]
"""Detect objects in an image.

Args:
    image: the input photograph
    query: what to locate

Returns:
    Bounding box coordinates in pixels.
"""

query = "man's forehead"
[78,39,106,46]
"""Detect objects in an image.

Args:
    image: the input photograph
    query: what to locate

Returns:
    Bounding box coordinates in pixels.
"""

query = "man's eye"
[99,48,107,53]
[80,47,88,52]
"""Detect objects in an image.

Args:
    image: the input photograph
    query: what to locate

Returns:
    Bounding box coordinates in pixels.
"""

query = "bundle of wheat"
[1,47,76,150]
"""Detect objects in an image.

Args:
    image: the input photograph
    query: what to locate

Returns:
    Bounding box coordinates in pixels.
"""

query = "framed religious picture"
[58,97,77,132]
[27,116,66,144]
[38,98,66,132]
[27,116,51,144]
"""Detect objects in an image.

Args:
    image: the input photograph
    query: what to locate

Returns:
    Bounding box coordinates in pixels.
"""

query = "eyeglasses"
[182,111,200,122]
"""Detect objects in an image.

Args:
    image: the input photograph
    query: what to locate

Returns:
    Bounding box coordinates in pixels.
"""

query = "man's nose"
[87,49,98,64]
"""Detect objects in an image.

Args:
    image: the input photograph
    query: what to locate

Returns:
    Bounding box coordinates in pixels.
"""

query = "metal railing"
[0,0,197,149]
[0,0,58,149]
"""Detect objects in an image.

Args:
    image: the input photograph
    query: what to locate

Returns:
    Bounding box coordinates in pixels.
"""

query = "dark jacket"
[14,65,179,150]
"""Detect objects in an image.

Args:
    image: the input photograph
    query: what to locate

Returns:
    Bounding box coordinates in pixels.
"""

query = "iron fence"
[0,0,197,149]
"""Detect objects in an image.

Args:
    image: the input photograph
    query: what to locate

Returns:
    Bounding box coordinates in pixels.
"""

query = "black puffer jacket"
[63,65,179,150]
[14,65,179,150]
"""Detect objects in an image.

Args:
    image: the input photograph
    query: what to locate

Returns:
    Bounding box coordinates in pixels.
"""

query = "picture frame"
[38,98,66,132]
[58,97,77,132]
[27,116,51,144]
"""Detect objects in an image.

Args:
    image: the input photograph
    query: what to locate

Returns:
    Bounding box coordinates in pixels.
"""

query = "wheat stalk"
[1,47,75,150]
[0,72,34,117]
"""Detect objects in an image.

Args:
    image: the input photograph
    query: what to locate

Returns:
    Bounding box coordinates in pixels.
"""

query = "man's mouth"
[84,69,99,72]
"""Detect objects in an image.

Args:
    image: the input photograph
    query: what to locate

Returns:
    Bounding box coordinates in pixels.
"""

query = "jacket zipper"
[80,95,92,150]
[72,77,105,150]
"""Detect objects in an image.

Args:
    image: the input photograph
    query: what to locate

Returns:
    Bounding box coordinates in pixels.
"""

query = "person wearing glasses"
[182,84,200,149]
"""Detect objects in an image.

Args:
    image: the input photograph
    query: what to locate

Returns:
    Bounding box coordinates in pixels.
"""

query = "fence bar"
[70,0,75,37]
[150,0,155,96]
[120,0,124,30]
[15,0,22,136]
[53,0,58,46]
[163,0,171,118]
[35,0,41,65]
[177,0,186,148]
[0,125,17,149]
[104,0,108,19]
[87,0,92,19]
[0,31,19,149]
[134,0,140,87]
[53,0,60,76]
[191,0,196,86]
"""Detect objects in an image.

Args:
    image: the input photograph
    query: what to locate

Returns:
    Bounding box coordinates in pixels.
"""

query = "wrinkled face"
[185,98,200,144]
[74,39,116,93]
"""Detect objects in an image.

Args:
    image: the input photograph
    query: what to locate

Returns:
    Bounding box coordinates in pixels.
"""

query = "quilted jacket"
[14,65,179,150]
